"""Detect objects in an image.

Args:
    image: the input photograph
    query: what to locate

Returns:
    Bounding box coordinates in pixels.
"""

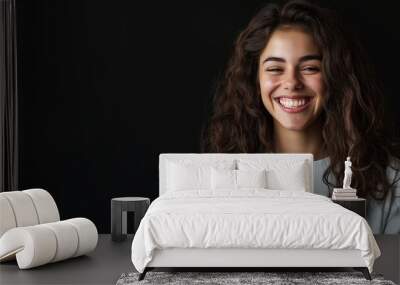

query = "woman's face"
[258,26,326,131]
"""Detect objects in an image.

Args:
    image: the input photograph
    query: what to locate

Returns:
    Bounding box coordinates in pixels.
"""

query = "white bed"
[131,153,381,280]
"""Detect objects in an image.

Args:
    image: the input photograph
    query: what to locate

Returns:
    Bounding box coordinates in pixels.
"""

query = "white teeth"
[278,98,308,108]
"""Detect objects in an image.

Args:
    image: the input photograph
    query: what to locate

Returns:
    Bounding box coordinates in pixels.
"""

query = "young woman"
[200,0,400,234]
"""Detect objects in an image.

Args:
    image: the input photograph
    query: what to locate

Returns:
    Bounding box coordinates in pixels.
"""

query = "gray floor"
[1,234,399,285]
[374,235,400,284]
[0,234,134,285]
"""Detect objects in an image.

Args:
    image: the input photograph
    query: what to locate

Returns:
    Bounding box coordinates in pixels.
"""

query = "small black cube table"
[111,197,150,242]
[332,198,366,218]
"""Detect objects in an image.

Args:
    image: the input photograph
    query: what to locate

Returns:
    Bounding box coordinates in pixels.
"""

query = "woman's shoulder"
[386,159,400,199]
[381,157,400,233]
[313,156,330,168]
[387,157,400,197]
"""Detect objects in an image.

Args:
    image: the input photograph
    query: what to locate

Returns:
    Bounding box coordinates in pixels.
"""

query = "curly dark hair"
[200,0,400,200]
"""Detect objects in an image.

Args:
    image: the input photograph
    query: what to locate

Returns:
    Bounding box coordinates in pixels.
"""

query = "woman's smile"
[274,96,314,113]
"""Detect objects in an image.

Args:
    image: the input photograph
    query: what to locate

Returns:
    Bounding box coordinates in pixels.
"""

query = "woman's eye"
[265,68,283,73]
[302,66,320,73]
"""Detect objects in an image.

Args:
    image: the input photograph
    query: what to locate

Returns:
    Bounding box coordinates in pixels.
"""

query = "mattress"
[131,189,381,273]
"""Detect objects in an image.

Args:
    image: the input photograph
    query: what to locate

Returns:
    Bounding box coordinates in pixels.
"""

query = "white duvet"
[131,189,381,273]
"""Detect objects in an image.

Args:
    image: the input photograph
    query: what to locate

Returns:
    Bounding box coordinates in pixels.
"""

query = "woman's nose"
[283,70,304,91]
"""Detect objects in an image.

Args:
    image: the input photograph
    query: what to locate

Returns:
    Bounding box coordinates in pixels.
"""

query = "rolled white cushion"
[0,226,57,269]
[64,218,98,257]
[0,218,98,269]
[0,195,17,237]
[42,221,79,262]
[0,189,60,239]
[23,189,60,223]
[0,191,39,227]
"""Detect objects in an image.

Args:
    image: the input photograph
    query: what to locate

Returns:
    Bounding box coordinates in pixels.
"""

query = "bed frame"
[138,153,372,280]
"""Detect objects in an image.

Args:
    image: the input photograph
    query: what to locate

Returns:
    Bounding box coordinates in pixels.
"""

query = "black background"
[16,0,400,233]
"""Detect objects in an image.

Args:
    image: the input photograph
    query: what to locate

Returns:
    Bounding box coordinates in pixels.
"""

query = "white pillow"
[167,162,209,191]
[237,159,308,191]
[237,169,267,188]
[166,159,235,192]
[211,168,236,189]
[211,168,267,190]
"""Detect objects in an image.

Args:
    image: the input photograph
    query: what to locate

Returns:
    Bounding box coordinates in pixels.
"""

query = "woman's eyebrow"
[299,54,322,62]
[262,54,322,64]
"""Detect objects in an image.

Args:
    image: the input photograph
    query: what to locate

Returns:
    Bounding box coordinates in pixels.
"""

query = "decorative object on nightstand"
[332,198,366,218]
[331,157,366,217]
[111,197,150,242]
[332,156,358,200]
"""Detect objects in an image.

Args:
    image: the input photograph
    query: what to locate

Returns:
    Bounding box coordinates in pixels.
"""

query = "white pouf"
[0,189,98,269]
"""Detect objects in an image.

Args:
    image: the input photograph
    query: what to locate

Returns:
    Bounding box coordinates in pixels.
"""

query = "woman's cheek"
[307,75,325,94]
[260,78,280,111]
[306,76,326,109]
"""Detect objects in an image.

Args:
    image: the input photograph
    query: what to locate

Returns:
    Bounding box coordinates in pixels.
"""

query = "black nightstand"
[332,198,366,218]
[111,197,150,242]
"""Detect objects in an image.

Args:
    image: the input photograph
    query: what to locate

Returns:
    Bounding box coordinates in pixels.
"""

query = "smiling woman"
[200,0,400,234]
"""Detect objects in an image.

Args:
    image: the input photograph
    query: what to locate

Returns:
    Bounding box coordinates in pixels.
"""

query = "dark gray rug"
[116,271,397,285]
